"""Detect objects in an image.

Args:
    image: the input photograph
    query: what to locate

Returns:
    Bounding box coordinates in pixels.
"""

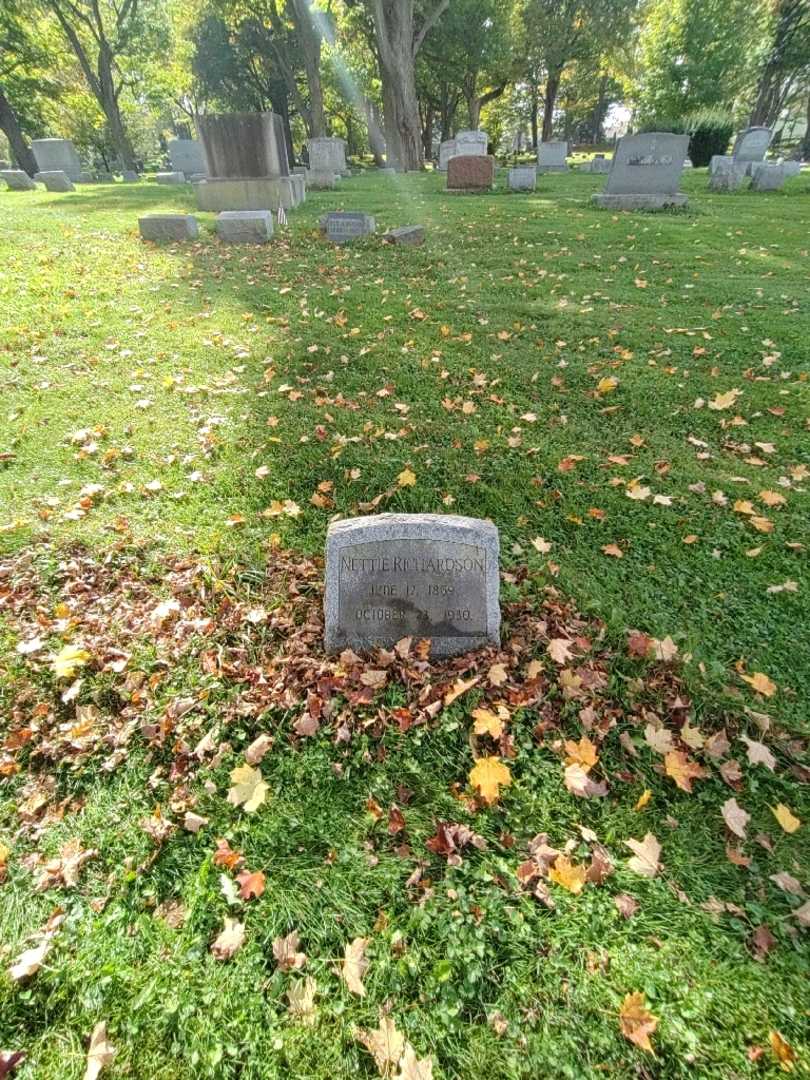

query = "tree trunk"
[0,86,38,175]
[541,72,560,142]
[800,91,810,160]
[270,87,296,166]
[364,98,386,166]
[592,74,608,143]
[530,83,539,149]
[289,0,326,137]
[421,103,434,159]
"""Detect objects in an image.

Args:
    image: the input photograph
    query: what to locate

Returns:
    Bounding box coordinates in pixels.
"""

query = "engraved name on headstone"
[325,212,376,243]
[325,514,500,657]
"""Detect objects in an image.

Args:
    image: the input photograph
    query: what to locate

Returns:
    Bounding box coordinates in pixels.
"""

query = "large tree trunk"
[421,102,434,159]
[364,97,386,166]
[368,0,449,171]
[541,71,560,142]
[0,86,38,175]
[289,0,326,137]
[800,91,810,160]
[530,83,539,149]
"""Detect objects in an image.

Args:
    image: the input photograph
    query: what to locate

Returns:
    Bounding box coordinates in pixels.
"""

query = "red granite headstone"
[446,154,495,191]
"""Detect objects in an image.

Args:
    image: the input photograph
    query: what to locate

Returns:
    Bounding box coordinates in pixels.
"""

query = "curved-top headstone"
[325,513,500,657]
[31,138,83,182]
[732,127,772,166]
[593,132,689,210]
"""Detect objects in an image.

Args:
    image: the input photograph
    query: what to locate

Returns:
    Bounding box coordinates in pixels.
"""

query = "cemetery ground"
[0,167,808,1079]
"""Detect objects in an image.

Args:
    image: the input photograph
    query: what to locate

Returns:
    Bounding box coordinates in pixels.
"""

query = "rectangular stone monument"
[780,160,802,178]
[35,170,74,192]
[456,130,488,155]
[583,155,611,174]
[447,154,495,192]
[709,166,746,192]
[592,132,689,210]
[1,170,36,191]
[750,163,786,191]
[196,175,297,210]
[383,225,425,245]
[306,169,338,189]
[308,136,349,177]
[537,141,568,172]
[216,210,274,243]
[196,112,297,212]
[325,212,376,244]
[31,138,83,182]
[168,138,207,177]
[438,139,458,171]
[139,215,199,242]
[324,513,500,657]
[155,171,186,184]
[508,165,536,191]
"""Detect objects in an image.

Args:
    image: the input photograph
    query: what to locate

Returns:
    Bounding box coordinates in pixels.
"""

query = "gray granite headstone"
[750,163,786,191]
[155,171,186,184]
[508,165,537,191]
[216,209,274,242]
[732,127,772,169]
[537,141,568,172]
[122,170,140,182]
[383,225,424,245]
[168,138,207,176]
[325,211,375,243]
[325,513,500,657]
[709,166,746,192]
[139,214,199,242]
[0,169,36,191]
[592,132,689,210]
[35,170,74,192]
[31,138,83,182]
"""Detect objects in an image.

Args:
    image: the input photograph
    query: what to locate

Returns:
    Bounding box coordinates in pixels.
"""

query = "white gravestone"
[325,514,500,657]
[592,132,689,211]
[750,163,786,191]
[155,171,186,184]
[537,141,568,172]
[508,166,537,191]
[308,137,349,177]
[168,138,207,177]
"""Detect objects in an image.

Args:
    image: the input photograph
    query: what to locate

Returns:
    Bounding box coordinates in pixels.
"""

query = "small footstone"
[155,171,186,184]
[216,209,273,243]
[383,225,424,245]
[325,212,376,243]
[139,214,199,242]
[1,170,36,191]
[35,170,74,192]
[324,513,500,658]
[508,166,536,191]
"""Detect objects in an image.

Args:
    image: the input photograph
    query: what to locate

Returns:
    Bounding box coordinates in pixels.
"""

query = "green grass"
[0,170,808,1078]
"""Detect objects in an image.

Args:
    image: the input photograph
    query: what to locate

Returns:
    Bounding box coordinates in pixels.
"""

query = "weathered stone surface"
[383,225,425,245]
[306,169,338,189]
[781,160,802,178]
[324,513,500,657]
[216,209,273,243]
[35,170,74,192]
[0,170,36,191]
[508,165,536,191]
[198,112,289,178]
[138,214,199,242]
[593,132,688,210]
[122,170,140,182]
[438,139,457,171]
[583,155,611,174]
[308,136,349,176]
[188,172,207,183]
[155,171,186,184]
[289,173,306,204]
[447,154,495,191]
[438,131,487,171]
[195,176,296,211]
[168,138,207,177]
[537,141,568,172]
[710,155,735,175]
[709,166,746,192]
[732,126,772,167]
[325,212,376,243]
[31,138,83,181]
[750,163,786,191]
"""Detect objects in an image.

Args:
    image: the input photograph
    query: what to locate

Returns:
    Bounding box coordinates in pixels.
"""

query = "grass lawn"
[0,168,808,1078]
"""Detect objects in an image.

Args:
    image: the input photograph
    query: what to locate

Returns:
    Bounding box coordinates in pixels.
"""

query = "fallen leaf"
[563,763,607,798]
[397,467,416,488]
[625,834,661,878]
[614,893,639,918]
[395,1043,434,1080]
[443,675,479,707]
[664,751,708,793]
[741,735,776,771]
[8,939,52,981]
[769,1030,797,1071]
[226,764,268,813]
[472,707,504,739]
[51,644,91,680]
[547,638,574,665]
[470,757,512,804]
[772,804,801,834]
[244,733,272,765]
[740,671,776,698]
[273,930,306,971]
[708,388,741,410]
[342,936,368,996]
[236,869,266,900]
[602,543,623,558]
[619,992,658,1052]
[287,976,317,1024]
[210,917,245,960]
[722,798,750,839]
[564,736,598,772]
[549,855,587,895]
[84,1022,115,1080]
[358,1015,406,1077]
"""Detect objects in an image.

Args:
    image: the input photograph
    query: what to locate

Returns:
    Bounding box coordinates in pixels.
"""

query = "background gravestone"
[325,513,500,657]
[508,165,536,191]
[325,212,375,243]
[592,132,689,210]
[447,154,495,192]
[36,170,74,192]
[732,127,773,172]
[31,138,83,182]
[308,136,349,177]
[1,170,36,191]
[168,138,207,177]
[139,215,199,242]
[196,112,298,212]
[537,141,568,172]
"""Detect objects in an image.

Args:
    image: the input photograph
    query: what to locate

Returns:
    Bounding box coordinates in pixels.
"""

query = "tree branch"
[413,0,450,58]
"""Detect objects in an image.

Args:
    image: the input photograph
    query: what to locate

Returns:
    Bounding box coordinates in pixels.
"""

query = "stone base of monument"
[306,169,338,189]
[591,192,688,211]
[1,170,37,191]
[216,210,273,243]
[195,176,297,211]
[537,165,568,174]
[383,225,425,245]
[139,214,199,242]
[76,173,95,184]
[709,168,746,192]
[188,172,207,183]
[155,171,186,184]
[324,513,500,658]
[35,171,75,192]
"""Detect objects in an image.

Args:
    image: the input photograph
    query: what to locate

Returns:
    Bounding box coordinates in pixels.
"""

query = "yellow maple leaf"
[740,671,777,697]
[769,1030,797,1071]
[443,675,479,707]
[472,707,504,739]
[708,388,741,411]
[469,757,512,804]
[51,644,91,681]
[564,736,598,773]
[664,750,707,793]
[635,789,652,811]
[597,376,619,395]
[772,804,801,834]
[548,855,587,895]
[226,764,268,813]
[619,992,658,1052]
[397,467,416,487]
